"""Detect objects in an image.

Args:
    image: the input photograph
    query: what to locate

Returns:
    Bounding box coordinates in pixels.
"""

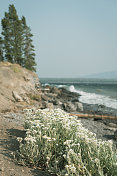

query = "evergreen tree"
[1,5,23,64]
[1,4,36,71]
[21,16,36,72]
[0,37,4,61]
[1,11,12,62]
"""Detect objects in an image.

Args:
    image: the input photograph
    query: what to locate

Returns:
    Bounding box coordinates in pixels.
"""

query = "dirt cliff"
[0,62,41,112]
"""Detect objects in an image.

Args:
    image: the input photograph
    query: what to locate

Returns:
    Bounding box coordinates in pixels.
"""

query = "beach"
[0,70,117,175]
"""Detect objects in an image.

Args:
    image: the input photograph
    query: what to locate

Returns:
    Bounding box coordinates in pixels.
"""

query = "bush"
[18,109,117,176]
[28,93,41,101]
[11,65,21,73]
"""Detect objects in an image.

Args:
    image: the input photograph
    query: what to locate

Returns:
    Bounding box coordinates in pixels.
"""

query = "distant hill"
[85,71,117,79]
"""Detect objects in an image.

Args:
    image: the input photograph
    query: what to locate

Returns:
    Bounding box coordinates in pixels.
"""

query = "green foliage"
[1,4,36,72]
[28,93,41,101]
[11,65,21,73]
[21,16,36,72]
[18,109,117,176]
[0,37,4,61]
[1,5,23,64]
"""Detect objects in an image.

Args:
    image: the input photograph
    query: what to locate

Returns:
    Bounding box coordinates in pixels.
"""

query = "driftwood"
[70,113,117,120]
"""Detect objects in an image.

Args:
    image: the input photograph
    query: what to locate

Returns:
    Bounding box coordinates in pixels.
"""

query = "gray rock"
[40,101,47,109]
[52,99,62,106]
[46,93,57,99]
[50,86,61,95]
[72,98,79,102]
[40,101,54,110]
[62,102,77,112]
[74,102,83,112]
[107,123,117,128]
[41,94,50,101]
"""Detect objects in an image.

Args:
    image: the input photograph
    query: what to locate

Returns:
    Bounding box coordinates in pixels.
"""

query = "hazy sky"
[0,0,117,78]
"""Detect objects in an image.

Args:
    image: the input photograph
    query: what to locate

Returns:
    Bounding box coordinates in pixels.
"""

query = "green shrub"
[28,94,41,101]
[11,65,21,73]
[17,109,117,176]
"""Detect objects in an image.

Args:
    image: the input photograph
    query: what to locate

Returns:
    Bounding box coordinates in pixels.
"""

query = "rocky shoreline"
[38,85,117,145]
[0,87,117,176]
[1,81,117,144]
[40,85,117,117]
[0,62,117,176]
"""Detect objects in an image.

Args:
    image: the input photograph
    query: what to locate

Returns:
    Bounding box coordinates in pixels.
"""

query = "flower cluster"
[18,108,117,175]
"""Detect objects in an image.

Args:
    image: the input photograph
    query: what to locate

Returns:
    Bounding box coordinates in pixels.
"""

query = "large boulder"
[74,102,83,112]
[62,101,83,112]
[62,102,77,112]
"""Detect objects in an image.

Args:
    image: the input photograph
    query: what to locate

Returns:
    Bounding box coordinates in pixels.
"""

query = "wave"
[42,83,67,88]
[69,85,117,109]
[57,85,67,88]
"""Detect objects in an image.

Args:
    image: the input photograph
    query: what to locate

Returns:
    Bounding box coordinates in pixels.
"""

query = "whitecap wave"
[69,85,117,109]
[57,85,66,88]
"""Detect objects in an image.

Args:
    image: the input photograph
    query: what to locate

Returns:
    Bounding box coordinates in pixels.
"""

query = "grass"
[17,108,117,176]
[11,65,21,73]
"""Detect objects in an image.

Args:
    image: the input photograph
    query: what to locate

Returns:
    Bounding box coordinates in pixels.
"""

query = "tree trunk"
[70,113,117,120]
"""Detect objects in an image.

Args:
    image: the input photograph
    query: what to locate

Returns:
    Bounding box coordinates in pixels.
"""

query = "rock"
[106,123,117,128]
[39,101,47,109]
[23,76,30,81]
[12,91,23,102]
[41,94,50,101]
[40,101,54,110]
[62,101,83,113]
[83,103,117,117]
[114,130,117,140]
[62,102,77,112]
[50,86,61,95]
[46,103,54,110]
[45,85,51,89]
[46,93,57,99]
[35,83,40,89]
[74,102,83,112]
[40,86,81,113]
[23,96,30,103]
[58,87,80,101]
[52,99,62,106]
[72,98,79,102]
[41,87,50,93]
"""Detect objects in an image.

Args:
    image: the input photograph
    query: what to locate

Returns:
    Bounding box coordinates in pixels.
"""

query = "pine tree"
[21,16,36,72]
[1,4,36,71]
[1,5,23,65]
[1,11,12,62]
[0,37,4,61]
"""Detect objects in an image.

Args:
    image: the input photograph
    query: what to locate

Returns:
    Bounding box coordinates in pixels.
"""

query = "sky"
[0,0,117,78]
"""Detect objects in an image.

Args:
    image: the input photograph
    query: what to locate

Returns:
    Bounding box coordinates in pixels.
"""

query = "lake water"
[40,78,117,109]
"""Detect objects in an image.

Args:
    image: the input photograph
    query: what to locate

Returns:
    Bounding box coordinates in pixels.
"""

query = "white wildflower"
[42,135,51,141]
[17,137,23,143]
